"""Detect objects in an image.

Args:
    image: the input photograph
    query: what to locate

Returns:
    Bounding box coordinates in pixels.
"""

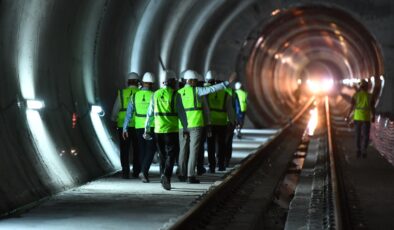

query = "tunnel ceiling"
[0,0,393,215]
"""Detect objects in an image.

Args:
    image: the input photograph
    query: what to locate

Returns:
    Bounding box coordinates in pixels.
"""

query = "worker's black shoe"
[121,172,130,179]
[177,175,187,182]
[208,166,215,174]
[161,175,171,190]
[197,167,206,175]
[139,173,149,183]
[218,166,226,171]
[187,177,200,184]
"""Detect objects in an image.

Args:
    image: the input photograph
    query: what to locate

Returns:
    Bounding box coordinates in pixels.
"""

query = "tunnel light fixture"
[90,106,120,169]
[271,9,281,16]
[26,99,45,110]
[91,105,105,117]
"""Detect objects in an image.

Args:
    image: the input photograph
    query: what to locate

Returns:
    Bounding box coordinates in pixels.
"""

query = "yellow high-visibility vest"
[353,91,372,121]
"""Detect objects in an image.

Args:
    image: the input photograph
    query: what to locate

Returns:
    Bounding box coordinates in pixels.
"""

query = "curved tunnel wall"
[0,0,393,215]
[245,5,384,126]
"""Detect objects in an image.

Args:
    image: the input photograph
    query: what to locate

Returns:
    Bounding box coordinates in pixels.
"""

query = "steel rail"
[169,97,315,230]
[325,96,345,229]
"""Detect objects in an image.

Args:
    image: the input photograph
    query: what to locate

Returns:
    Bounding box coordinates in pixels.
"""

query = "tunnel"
[0,0,393,219]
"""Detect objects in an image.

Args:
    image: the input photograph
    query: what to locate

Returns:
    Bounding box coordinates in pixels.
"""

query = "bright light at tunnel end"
[306,78,334,95]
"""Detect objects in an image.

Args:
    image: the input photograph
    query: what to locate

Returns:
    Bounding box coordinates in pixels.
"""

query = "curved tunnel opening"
[244,5,384,127]
[1,1,391,217]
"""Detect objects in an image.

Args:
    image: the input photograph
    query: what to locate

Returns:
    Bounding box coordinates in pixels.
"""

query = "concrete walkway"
[0,130,277,230]
[334,127,394,230]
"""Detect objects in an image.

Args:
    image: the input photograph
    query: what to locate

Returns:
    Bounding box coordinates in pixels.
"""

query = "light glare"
[90,111,120,169]
[26,110,73,186]
[307,108,318,136]
[91,105,104,116]
[26,100,45,110]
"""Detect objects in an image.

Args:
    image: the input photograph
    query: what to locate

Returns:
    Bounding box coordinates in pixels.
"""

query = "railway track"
[168,97,354,230]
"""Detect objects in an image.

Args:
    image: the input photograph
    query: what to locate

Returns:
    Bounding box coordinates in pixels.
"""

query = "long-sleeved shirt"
[122,87,152,132]
[110,85,138,122]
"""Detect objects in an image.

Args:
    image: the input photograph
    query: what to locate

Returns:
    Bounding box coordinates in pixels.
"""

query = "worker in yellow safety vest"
[234,82,248,135]
[223,73,243,168]
[205,70,236,172]
[143,70,187,190]
[111,72,140,179]
[122,72,156,183]
[346,79,376,158]
[177,70,234,184]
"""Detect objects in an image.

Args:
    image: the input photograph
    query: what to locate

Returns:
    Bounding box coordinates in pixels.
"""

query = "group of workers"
[111,70,248,190]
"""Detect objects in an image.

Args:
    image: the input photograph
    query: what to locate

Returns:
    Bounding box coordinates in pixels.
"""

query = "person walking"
[346,79,375,158]
[177,70,233,183]
[111,72,140,179]
[224,72,242,168]
[122,72,156,182]
[144,70,187,190]
[205,70,234,172]
[196,77,209,176]
[234,82,248,138]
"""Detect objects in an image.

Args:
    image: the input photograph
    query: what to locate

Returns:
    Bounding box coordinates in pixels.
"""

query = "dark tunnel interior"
[0,0,393,215]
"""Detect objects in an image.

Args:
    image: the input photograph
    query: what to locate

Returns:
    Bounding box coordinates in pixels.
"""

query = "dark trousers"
[136,128,156,175]
[156,132,179,178]
[224,123,235,167]
[354,121,371,154]
[118,128,139,176]
[130,128,140,176]
[197,127,206,172]
[207,125,227,170]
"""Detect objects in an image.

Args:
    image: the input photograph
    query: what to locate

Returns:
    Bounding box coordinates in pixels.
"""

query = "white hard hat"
[235,82,242,90]
[163,70,177,82]
[127,72,140,80]
[205,70,217,82]
[183,70,198,80]
[142,72,155,83]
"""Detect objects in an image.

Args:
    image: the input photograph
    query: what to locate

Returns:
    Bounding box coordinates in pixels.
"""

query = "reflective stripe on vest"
[236,89,247,113]
[117,87,139,128]
[353,91,372,121]
[208,90,228,125]
[133,90,154,129]
[178,86,204,128]
[153,88,178,133]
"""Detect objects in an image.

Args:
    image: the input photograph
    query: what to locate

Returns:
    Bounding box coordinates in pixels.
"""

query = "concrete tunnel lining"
[0,0,393,216]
